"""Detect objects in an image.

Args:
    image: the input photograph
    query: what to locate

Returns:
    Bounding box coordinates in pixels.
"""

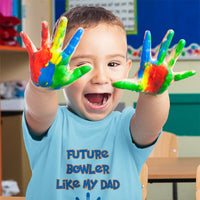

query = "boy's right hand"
[20,17,91,90]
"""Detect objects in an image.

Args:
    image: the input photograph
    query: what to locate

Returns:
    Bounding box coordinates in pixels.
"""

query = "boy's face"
[64,23,132,121]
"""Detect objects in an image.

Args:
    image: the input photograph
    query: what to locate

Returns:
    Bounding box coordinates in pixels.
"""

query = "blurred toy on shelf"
[1,80,26,99]
[0,12,21,46]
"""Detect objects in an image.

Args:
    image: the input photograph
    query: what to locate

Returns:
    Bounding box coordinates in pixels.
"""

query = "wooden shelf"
[0,44,29,196]
[1,99,25,112]
[0,45,27,52]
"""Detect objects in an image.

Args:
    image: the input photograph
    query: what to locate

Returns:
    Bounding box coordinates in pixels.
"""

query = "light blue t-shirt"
[22,106,156,200]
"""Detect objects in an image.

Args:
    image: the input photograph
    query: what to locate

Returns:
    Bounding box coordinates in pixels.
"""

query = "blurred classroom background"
[0,0,200,199]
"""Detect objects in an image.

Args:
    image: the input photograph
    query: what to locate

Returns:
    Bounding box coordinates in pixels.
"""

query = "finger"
[64,28,83,56]
[156,29,174,65]
[60,28,83,65]
[141,31,151,63]
[20,31,37,55]
[113,80,141,92]
[139,31,151,78]
[41,21,50,49]
[52,17,68,50]
[49,65,92,89]
[174,70,196,81]
[65,65,92,85]
[167,39,186,68]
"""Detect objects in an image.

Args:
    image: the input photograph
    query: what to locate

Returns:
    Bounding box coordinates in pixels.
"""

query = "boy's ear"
[126,59,132,72]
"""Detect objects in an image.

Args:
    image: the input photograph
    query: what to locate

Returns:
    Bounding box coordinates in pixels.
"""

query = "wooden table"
[0,198,25,200]
[147,157,200,182]
[147,157,200,200]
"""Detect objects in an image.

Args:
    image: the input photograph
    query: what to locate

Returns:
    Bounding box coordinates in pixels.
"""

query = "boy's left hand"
[113,30,196,94]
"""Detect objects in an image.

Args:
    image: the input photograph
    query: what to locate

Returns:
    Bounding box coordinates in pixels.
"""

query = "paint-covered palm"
[20,17,91,90]
[113,30,196,94]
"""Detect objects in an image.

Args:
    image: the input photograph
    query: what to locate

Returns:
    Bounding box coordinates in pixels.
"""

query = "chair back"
[149,131,178,158]
[139,162,148,200]
[196,165,200,200]
[148,131,178,200]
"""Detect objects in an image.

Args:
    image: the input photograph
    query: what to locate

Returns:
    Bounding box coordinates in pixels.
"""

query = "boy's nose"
[91,67,110,85]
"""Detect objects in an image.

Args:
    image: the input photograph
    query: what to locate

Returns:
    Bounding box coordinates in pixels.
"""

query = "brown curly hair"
[52,6,125,49]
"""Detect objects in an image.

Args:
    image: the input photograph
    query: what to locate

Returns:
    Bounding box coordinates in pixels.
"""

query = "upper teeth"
[103,96,107,104]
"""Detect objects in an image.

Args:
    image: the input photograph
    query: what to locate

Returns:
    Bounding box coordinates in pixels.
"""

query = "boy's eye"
[108,62,119,67]
[77,62,88,67]
[77,63,85,66]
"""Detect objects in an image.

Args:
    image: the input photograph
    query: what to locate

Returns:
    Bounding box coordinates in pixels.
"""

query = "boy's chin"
[67,106,108,121]
[84,111,112,121]
[81,112,110,121]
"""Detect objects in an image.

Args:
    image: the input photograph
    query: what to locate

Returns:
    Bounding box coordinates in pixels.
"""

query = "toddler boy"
[21,6,195,200]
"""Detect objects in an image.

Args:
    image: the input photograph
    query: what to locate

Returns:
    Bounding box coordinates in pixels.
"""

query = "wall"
[21,0,51,48]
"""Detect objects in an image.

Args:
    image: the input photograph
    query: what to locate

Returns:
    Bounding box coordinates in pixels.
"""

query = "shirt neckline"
[63,106,116,127]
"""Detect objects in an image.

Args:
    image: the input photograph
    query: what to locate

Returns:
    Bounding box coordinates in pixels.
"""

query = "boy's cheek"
[112,70,129,81]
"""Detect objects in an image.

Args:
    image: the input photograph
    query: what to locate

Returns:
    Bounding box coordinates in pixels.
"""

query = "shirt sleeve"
[22,107,61,169]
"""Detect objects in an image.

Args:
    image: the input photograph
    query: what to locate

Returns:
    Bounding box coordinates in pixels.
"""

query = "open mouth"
[84,93,111,109]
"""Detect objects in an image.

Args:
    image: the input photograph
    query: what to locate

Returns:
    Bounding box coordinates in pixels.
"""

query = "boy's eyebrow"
[106,54,126,59]
[70,54,126,61]
[70,55,95,61]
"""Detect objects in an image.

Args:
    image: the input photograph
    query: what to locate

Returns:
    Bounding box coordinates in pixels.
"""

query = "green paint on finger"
[168,39,186,68]
[113,81,141,92]
[50,65,91,89]
[157,30,174,65]
[174,71,196,81]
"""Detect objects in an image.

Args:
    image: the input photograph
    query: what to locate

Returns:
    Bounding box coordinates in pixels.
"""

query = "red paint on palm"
[30,48,52,84]
[145,65,168,93]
